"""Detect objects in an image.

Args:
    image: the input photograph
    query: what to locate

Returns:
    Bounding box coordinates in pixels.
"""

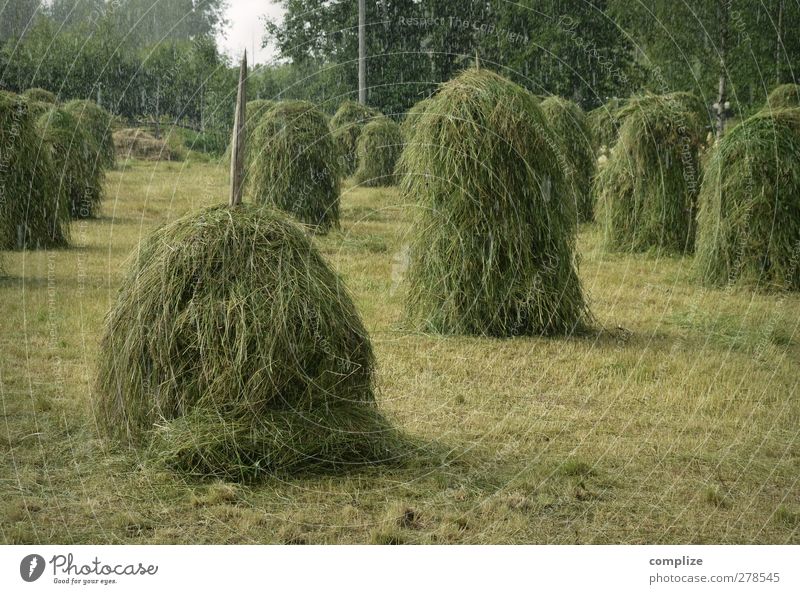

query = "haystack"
[249,100,340,231]
[96,204,399,478]
[23,88,57,104]
[113,128,180,161]
[64,99,115,168]
[765,84,800,110]
[354,117,403,187]
[594,92,707,253]
[0,91,70,249]
[587,98,624,154]
[398,69,590,336]
[222,99,276,162]
[540,96,595,222]
[695,108,800,290]
[400,97,433,141]
[330,100,382,175]
[37,107,104,218]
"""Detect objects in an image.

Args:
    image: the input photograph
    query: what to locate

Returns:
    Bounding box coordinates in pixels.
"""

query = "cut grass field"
[1,160,798,544]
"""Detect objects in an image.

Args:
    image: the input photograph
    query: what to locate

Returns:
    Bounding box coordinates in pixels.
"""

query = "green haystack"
[695,108,800,290]
[23,87,57,104]
[765,84,800,110]
[399,69,590,336]
[249,100,340,231]
[594,92,707,253]
[64,99,115,169]
[37,107,104,219]
[0,91,70,250]
[540,96,596,222]
[223,99,277,162]
[96,204,400,479]
[587,98,624,153]
[354,117,404,187]
[401,97,433,141]
[330,100,382,175]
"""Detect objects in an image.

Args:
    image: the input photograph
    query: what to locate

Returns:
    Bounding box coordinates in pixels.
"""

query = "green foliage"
[587,98,625,153]
[37,107,104,219]
[766,84,800,109]
[540,96,596,222]
[330,101,382,176]
[594,93,707,253]
[249,101,341,231]
[354,117,404,187]
[399,69,590,336]
[23,88,57,104]
[695,108,800,290]
[96,204,399,479]
[63,99,115,169]
[0,91,70,250]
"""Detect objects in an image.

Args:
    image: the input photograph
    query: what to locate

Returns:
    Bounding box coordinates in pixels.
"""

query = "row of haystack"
[590,83,800,291]
[0,90,115,251]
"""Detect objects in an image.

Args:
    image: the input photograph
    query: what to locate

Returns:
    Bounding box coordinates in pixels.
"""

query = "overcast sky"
[217,0,286,65]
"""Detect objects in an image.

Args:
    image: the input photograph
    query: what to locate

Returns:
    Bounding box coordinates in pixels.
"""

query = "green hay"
[695,108,800,291]
[594,92,707,254]
[398,69,591,336]
[540,96,596,222]
[222,99,277,162]
[23,88,57,104]
[0,91,70,250]
[64,99,115,169]
[765,84,800,110]
[587,98,624,153]
[400,97,433,142]
[249,100,340,232]
[96,204,402,479]
[330,100,382,175]
[37,107,105,219]
[113,128,181,162]
[354,117,404,187]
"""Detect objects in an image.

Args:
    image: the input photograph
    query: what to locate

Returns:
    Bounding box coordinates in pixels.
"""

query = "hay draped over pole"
[37,107,105,219]
[0,91,70,250]
[354,117,404,187]
[587,97,624,154]
[399,69,590,336]
[540,96,596,222]
[24,88,57,104]
[594,92,707,253]
[695,108,800,290]
[330,100,381,175]
[95,205,398,478]
[249,100,340,231]
[765,84,800,110]
[64,99,116,169]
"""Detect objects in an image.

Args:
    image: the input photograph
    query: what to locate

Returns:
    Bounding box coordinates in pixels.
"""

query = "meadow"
[1,159,798,544]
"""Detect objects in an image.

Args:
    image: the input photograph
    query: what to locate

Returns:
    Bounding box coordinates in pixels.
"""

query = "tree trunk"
[715,0,730,138]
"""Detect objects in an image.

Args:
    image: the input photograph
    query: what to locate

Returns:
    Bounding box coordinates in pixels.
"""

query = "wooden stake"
[229,51,247,207]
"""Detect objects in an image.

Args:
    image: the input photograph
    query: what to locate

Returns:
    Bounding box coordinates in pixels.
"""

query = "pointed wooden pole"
[229,51,247,206]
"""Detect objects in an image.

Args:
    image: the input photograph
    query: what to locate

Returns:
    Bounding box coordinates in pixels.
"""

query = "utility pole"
[358,0,366,104]
[229,51,247,207]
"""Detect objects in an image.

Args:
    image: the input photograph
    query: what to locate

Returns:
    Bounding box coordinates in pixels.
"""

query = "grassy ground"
[1,160,798,544]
